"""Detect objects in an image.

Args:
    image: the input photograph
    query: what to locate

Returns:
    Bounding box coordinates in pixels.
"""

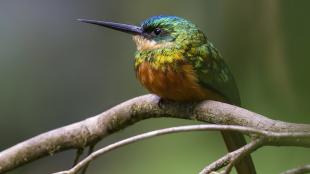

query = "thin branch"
[52,125,266,174]
[281,164,310,174]
[0,94,310,173]
[198,138,265,174]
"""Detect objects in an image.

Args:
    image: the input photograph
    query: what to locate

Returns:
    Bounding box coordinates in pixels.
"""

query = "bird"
[78,15,256,174]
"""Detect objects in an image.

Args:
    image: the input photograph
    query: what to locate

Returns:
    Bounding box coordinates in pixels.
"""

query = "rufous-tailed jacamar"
[78,16,256,174]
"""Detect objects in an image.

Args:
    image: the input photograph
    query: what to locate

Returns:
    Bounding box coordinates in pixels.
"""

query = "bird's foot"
[73,148,84,167]
[157,98,173,109]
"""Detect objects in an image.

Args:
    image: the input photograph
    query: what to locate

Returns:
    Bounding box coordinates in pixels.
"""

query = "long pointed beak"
[77,19,142,35]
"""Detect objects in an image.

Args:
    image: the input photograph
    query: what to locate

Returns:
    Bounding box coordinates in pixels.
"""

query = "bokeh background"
[0,0,309,173]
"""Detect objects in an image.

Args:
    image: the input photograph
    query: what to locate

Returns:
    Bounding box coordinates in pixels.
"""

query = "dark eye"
[153,28,162,35]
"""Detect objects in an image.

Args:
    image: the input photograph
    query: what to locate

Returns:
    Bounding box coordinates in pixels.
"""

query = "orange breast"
[136,62,225,102]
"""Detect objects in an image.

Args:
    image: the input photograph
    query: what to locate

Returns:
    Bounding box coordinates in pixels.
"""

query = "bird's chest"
[136,62,215,101]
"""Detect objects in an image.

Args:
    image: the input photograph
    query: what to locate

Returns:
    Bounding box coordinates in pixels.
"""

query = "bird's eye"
[153,28,162,35]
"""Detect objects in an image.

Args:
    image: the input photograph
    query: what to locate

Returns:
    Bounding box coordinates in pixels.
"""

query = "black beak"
[77,19,142,35]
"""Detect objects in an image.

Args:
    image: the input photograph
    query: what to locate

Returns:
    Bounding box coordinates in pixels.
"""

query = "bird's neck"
[134,47,185,71]
[134,40,220,71]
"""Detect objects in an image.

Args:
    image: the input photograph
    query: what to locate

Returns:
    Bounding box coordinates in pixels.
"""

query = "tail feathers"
[221,131,256,174]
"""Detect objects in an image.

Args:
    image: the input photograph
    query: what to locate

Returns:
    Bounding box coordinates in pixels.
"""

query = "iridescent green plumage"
[134,16,240,105]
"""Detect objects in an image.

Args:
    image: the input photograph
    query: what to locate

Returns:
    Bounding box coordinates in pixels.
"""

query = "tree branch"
[52,124,310,174]
[52,125,266,174]
[198,137,265,174]
[281,164,310,174]
[0,94,309,173]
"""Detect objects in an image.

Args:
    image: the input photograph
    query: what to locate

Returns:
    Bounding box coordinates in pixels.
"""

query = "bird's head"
[78,16,207,51]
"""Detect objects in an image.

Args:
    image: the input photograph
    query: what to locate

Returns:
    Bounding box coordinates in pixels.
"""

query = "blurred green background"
[0,0,309,173]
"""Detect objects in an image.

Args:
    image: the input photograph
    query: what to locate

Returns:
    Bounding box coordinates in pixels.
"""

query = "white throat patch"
[132,35,173,51]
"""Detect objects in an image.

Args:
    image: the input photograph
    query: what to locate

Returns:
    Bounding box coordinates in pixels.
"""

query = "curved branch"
[198,138,265,174]
[0,94,309,173]
[53,124,310,174]
[281,164,310,174]
[53,124,309,174]
[52,125,266,174]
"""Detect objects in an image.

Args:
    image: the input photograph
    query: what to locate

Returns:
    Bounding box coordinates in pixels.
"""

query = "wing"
[188,42,241,105]
[187,43,257,174]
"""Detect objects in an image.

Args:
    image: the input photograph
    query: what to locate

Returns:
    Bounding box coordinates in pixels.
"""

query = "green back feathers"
[191,42,241,105]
